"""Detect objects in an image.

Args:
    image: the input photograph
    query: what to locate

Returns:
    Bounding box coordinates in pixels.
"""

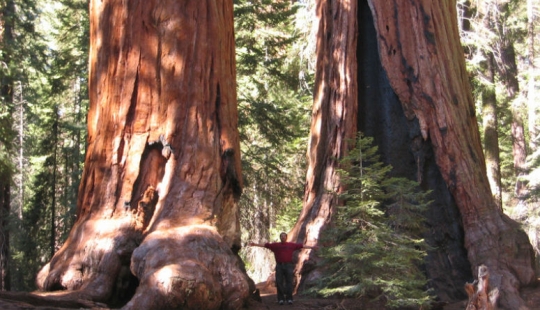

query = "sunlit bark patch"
[127,225,250,310]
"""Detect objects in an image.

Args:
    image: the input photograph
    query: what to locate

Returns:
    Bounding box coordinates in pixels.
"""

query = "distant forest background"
[0,0,538,292]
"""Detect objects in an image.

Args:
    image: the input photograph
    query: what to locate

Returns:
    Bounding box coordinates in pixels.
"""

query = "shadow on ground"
[0,279,539,309]
[247,279,540,310]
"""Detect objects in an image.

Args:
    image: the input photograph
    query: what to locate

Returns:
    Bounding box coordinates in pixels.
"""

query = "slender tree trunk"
[527,0,537,162]
[0,181,10,291]
[477,4,502,210]
[50,106,59,258]
[510,77,528,202]
[292,1,537,309]
[36,1,253,309]
[17,82,24,220]
[525,0,539,257]
[482,52,502,209]
[495,2,529,203]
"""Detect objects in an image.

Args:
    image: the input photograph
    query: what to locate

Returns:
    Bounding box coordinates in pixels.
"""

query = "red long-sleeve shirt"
[264,242,304,263]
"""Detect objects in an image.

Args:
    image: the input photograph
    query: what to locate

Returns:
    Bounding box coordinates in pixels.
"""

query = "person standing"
[249,232,318,305]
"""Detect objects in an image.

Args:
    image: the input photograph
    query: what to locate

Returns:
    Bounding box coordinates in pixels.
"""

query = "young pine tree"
[317,133,433,309]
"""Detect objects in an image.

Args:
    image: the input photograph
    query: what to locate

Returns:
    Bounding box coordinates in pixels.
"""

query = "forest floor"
[247,279,540,310]
[0,281,540,309]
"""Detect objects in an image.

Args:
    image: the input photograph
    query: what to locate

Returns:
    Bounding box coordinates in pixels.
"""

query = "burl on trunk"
[36,1,252,309]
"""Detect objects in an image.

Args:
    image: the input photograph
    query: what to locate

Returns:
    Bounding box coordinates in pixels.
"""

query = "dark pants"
[275,262,294,301]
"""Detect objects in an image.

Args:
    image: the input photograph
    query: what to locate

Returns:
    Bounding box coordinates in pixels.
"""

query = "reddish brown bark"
[292,0,536,309]
[289,0,358,287]
[35,1,252,309]
[369,1,536,309]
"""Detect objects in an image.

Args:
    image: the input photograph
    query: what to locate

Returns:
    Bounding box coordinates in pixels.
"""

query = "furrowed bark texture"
[292,0,536,308]
[291,0,471,302]
[369,0,536,309]
[357,1,472,301]
[289,0,358,288]
[36,1,251,309]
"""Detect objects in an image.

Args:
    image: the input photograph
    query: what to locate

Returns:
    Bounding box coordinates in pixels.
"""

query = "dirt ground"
[247,280,540,310]
[249,282,386,310]
[0,281,539,309]
[251,291,540,310]
[250,280,414,310]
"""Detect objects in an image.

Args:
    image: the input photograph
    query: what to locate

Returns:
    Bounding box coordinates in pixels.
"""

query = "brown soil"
[0,281,539,309]
[259,293,390,310]
[246,280,540,310]
[248,281,414,310]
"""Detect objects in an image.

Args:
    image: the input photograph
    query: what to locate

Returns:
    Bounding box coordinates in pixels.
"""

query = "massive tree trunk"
[289,0,358,287]
[291,1,536,309]
[35,1,253,309]
[370,3,536,308]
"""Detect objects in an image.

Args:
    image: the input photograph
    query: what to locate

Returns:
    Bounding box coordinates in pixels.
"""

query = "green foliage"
[234,0,314,282]
[269,197,302,238]
[315,133,433,309]
[524,149,540,199]
[12,155,54,289]
[459,0,539,208]
[235,0,312,242]
[7,0,89,291]
[0,0,51,291]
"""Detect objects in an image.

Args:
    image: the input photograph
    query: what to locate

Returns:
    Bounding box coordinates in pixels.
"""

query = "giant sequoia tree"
[35,1,253,309]
[290,1,536,309]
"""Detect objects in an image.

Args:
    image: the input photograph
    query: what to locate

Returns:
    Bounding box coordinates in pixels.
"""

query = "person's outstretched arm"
[303,245,319,250]
[248,242,266,247]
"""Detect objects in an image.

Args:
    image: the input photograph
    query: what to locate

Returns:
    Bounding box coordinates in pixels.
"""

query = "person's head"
[279,232,287,243]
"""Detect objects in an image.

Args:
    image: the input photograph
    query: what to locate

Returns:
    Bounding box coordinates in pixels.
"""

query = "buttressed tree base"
[35,1,254,309]
[290,1,536,310]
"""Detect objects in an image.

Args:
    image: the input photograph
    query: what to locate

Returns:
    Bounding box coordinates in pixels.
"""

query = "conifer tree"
[234,0,312,281]
[0,0,48,290]
[316,133,433,309]
[43,0,89,243]
[7,0,88,291]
